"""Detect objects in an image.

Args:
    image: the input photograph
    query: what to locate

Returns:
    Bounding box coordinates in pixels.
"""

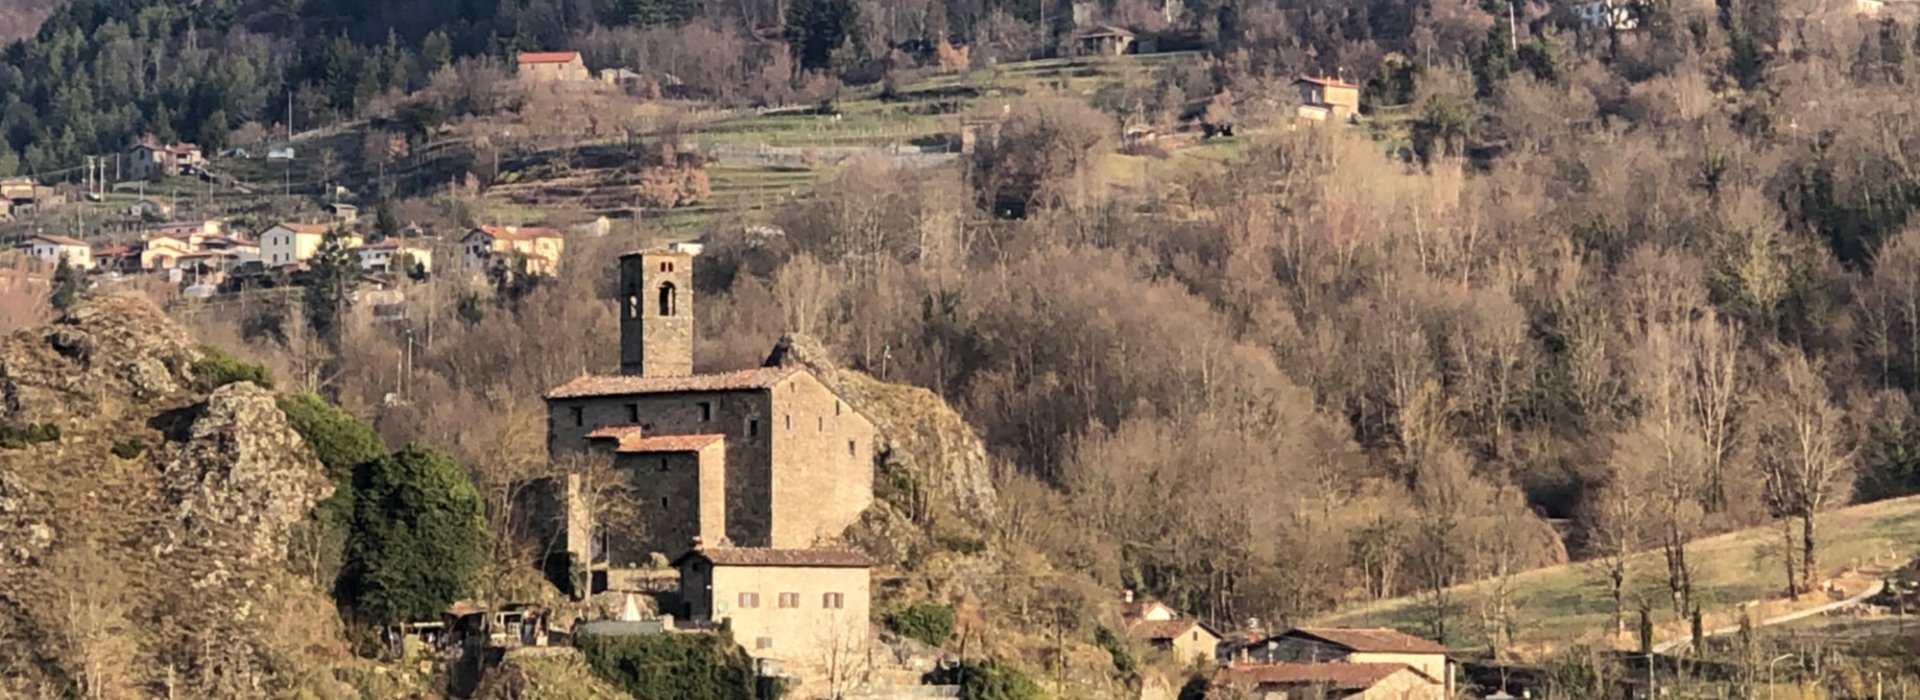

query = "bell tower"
[618,249,694,377]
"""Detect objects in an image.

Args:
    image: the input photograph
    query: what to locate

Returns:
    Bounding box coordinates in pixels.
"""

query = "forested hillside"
[11,0,1920,672]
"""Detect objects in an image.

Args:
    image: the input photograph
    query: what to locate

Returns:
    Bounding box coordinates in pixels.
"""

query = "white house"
[260,222,360,267]
[357,238,433,274]
[129,197,175,219]
[1574,0,1638,30]
[24,235,93,269]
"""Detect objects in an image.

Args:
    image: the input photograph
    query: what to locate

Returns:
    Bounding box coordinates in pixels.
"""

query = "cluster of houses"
[16,218,571,294]
[1120,592,1453,700]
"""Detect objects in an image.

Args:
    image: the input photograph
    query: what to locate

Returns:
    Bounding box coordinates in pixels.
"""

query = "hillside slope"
[1314,495,1920,656]
[0,295,375,698]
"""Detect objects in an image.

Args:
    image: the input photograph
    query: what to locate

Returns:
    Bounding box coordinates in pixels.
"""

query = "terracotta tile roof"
[546,366,800,399]
[621,434,725,452]
[95,244,134,256]
[583,424,724,452]
[518,51,582,64]
[28,235,87,247]
[1286,628,1448,654]
[674,547,871,568]
[471,225,565,242]
[585,424,644,440]
[1130,619,1218,642]
[1217,663,1417,691]
[275,222,331,235]
[1296,75,1361,89]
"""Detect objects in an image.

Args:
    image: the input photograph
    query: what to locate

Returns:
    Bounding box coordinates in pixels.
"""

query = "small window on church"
[749,419,759,437]
[627,295,639,319]
[848,440,856,457]
[661,497,669,508]
[785,414,792,430]
[836,401,842,416]
[659,262,669,272]
[570,406,583,427]
[817,416,824,432]
[658,458,669,472]
[699,402,712,422]
[625,403,639,423]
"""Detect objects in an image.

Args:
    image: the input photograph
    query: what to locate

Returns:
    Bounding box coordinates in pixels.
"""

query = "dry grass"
[1314,496,1920,657]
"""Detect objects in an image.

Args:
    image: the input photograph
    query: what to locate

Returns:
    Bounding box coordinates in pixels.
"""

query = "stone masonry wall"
[619,251,693,377]
[550,390,774,546]
[605,445,721,565]
[768,372,876,548]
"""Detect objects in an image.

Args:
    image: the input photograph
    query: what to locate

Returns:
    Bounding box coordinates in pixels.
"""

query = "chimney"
[1123,589,1134,603]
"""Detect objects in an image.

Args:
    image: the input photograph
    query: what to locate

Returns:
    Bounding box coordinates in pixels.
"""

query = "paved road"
[1652,577,1888,653]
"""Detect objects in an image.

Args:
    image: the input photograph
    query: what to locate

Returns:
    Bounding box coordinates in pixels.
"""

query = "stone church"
[544,248,876,570]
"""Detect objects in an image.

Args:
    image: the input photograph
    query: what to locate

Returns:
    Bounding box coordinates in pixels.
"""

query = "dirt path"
[1652,577,1887,653]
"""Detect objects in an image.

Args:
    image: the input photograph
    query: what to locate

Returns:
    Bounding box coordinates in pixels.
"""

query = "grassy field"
[1314,496,1920,656]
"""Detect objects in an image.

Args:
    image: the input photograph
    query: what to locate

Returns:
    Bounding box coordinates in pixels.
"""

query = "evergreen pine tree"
[341,445,486,624]
[303,231,361,340]
[48,257,83,312]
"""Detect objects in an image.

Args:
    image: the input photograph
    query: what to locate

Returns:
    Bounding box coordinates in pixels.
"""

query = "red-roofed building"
[1294,76,1362,123]
[461,225,565,276]
[517,51,590,82]
[127,138,205,180]
[1215,662,1442,700]
[1245,628,1451,689]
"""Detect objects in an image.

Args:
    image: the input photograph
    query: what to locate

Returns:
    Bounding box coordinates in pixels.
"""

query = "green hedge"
[885,603,956,647]
[576,631,783,700]
[192,346,274,389]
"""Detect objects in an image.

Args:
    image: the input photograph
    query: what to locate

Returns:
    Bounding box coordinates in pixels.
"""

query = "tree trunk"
[1782,519,1800,601]
[1801,512,1820,594]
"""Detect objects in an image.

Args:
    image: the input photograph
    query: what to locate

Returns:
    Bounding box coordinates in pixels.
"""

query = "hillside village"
[14,0,1920,695]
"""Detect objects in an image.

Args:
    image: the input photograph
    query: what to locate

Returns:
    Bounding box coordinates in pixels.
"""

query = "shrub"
[192,346,274,389]
[0,422,59,449]
[280,392,387,593]
[925,659,1042,700]
[340,444,487,624]
[576,631,779,700]
[1094,625,1138,677]
[885,602,956,647]
[110,438,146,459]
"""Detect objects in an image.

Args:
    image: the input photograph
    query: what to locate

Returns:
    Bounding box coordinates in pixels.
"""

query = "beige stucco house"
[127,139,204,180]
[1118,590,1221,666]
[1293,76,1362,123]
[675,547,871,688]
[462,225,565,276]
[261,222,361,267]
[518,51,591,82]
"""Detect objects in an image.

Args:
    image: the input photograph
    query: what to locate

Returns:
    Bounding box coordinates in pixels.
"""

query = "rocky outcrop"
[0,295,356,699]
[158,382,334,572]
[765,333,998,526]
[0,293,201,424]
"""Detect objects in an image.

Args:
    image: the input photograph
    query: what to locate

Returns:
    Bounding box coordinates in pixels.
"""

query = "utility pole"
[1509,0,1519,53]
